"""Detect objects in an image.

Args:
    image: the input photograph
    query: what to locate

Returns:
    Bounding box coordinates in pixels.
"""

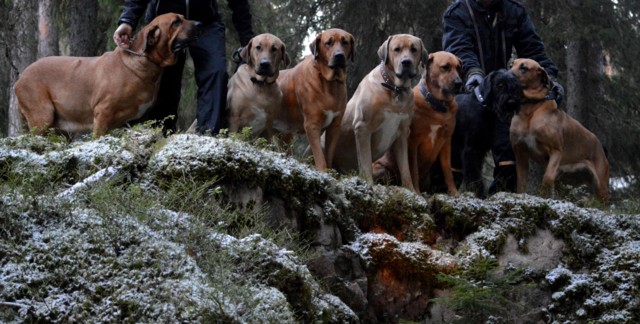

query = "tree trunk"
[69,0,99,56]
[38,0,59,58]
[8,0,39,137]
[0,0,11,136]
[565,39,607,145]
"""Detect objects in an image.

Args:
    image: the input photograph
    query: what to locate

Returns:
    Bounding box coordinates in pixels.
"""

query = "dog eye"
[393,47,401,52]
[325,40,333,47]
[255,45,262,51]
[171,19,181,28]
[442,64,451,71]
[410,46,418,53]
[519,63,528,72]
[271,45,278,52]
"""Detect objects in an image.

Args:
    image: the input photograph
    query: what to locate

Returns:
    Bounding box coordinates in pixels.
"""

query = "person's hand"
[465,72,484,93]
[113,23,133,47]
[232,46,244,64]
[551,78,564,106]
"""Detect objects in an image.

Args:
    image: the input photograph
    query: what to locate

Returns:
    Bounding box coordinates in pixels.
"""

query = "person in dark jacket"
[442,0,564,194]
[113,0,254,134]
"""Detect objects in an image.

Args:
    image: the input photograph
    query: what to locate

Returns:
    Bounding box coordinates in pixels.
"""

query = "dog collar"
[521,90,556,104]
[117,42,162,68]
[250,77,276,85]
[379,61,410,96]
[419,81,449,113]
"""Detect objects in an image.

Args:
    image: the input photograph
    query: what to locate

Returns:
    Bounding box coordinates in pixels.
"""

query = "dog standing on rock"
[15,13,201,138]
[509,58,609,203]
[332,34,427,192]
[227,33,290,138]
[275,28,355,171]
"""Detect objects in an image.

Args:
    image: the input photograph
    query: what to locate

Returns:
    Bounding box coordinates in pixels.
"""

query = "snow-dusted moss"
[2,129,638,323]
[433,192,640,323]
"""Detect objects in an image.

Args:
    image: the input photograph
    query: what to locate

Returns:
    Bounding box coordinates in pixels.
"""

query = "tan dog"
[227,33,290,137]
[373,51,462,195]
[14,13,201,138]
[275,28,355,171]
[509,58,609,203]
[332,34,427,191]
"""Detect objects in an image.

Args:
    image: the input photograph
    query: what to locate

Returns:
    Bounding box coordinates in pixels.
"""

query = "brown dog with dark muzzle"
[509,58,609,203]
[14,13,201,138]
[227,33,290,138]
[373,51,463,195]
[275,28,355,171]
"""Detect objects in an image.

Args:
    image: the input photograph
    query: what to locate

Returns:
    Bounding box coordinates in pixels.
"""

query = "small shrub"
[433,256,533,323]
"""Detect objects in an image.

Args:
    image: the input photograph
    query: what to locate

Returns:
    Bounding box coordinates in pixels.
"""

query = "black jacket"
[118,0,254,46]
[442,0,558,79]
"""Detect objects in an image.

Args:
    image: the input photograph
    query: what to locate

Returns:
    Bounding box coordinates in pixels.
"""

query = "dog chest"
[132,98,156,121]
[514,133,544,156]
[428,124,442,146]
[248,105,268,132]
[374,111,410,153]
[323,110,342,129]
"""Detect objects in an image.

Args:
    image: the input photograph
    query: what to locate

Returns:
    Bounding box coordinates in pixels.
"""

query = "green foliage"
[433,257,533,323]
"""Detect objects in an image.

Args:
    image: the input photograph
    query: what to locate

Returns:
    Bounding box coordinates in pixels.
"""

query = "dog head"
[309,28,355,82]
[132,13,201,67]
[240,33,290,83]
[424,51,463,100]
[509,58,553,101]
[378,34,428,84]
[478,69,522,122]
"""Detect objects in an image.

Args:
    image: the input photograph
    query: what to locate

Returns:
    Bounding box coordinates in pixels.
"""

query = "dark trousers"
[137,20,228,134]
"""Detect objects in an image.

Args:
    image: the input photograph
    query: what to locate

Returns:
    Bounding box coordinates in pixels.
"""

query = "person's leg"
[489,119,517,194]
[131,52,186,133]
[189,20,228,134]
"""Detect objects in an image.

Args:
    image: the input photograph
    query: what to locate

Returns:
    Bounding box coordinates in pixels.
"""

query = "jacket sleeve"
[442,3,484,78]
[118,0,151,29]
[228,0,255,46]
[512,7,558,77]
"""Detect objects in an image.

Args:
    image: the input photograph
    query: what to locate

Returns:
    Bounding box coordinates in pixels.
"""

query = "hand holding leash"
[550,77,564,106]
[113,23,133,47]
[465,71,484,93]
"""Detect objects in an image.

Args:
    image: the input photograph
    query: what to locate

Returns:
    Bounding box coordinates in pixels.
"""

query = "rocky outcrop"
[1,128,638,323]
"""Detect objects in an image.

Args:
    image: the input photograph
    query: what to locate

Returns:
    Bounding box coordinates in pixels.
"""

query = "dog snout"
[259,59,272,69]
[454,78,464,93]
[257,58,274,76]
[330,51,346,68]
[192,21,203,36]
[401,57,413,67]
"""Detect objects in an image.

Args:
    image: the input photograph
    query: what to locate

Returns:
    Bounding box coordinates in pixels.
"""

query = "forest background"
[1,0,639,199]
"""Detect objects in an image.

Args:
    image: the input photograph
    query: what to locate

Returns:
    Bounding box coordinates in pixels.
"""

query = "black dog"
[431,69,521,198]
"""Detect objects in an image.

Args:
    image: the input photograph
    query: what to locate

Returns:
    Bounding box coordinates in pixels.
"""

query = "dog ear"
[310,32,322,61]
[377,36,392,64]
[240,39,252,66]
[480,74,492,102]
[420,40,429,67]
[538,65,552,89]
[424,53,435,79]
[281,44,291,68]
[348,33,356,62]
[144,26,161,50]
